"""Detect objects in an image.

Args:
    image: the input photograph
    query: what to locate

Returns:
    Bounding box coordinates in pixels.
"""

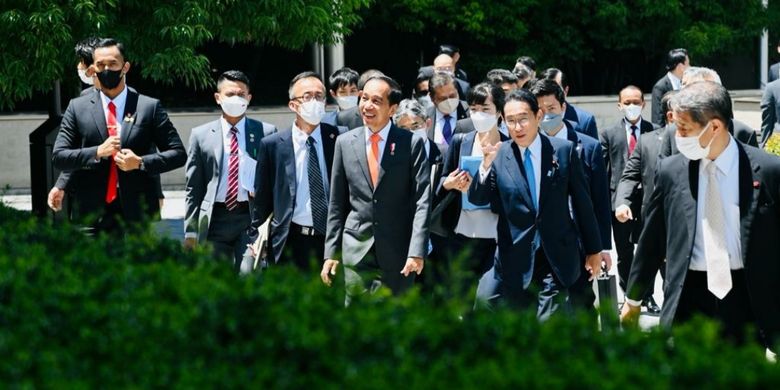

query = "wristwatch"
[139,158,146,171]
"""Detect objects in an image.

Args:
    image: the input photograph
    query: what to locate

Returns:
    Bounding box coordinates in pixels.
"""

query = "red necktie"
[225,126,240,210]
[105,101,118,204]
[628,125,638,156]
[368,133,381,188]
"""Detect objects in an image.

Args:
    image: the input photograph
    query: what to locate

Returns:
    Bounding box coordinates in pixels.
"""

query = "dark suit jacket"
[599,118,656,211]
[336,106,363,130]
[52,88,185,222]
[627,142,780,342]
[614,126,666,222]
[770,62,780,84]
[184,117,277,241]
[761,79,780,147]
[651,75,674,126]
[564,103,598,140]
[252,124,340,263]
[659,120,758,158]
[324,125,431,279]
[433,130,508,236]
[468,135,602,299]
[564,124,612,250]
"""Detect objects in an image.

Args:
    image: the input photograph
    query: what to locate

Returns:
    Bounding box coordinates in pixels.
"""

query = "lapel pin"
[330,133,335,139]
[390,142,396,156]
[123,113,134,124]
[249,133,255,142]
[753,180,760,189]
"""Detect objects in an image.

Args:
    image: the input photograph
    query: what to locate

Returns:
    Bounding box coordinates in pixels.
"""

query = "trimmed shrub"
[0,203,778,388]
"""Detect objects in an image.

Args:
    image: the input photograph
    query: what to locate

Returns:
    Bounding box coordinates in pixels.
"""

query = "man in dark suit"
[769,41,780,84]
[433,54,470,98]
[469,89,602,317]
[439,44,469,84]
[321,76,431,298]
[426,72,470,156]
[760,79,780,147]
[184,70,277,267]
[52,38,185,235]
[249,72,340,269]
[336,69,384,131]
[530,79,613,311]
[622,82,780,347]
[651,48,689,126]
[599,85,660,312]
[541,68,598,140]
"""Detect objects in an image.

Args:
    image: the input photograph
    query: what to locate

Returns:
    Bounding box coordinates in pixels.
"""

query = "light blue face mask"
[539,113,563,134]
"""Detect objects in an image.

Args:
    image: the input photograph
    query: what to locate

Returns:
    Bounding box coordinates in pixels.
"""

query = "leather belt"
[290,223,321,237]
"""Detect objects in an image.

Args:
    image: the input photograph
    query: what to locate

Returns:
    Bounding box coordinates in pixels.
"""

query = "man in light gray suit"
[761,79,780,148]
[321,75,431,297]
[184,70,276,267]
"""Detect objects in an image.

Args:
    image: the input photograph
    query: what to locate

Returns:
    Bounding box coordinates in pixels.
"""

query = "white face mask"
[336,95,358,110]
[675,122,714,161]
[471,111,497,133]
[437,97,460,115]
[78,68,93,85]
[299,100,326,125]
[220,95,248,117]
[622,104,642,122]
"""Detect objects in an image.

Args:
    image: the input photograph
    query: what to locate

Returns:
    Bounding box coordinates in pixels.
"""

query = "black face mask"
[97,68,123,90]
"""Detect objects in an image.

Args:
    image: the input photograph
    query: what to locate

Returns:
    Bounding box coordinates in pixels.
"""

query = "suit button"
[374,222,379,226]
[373,199,378,204]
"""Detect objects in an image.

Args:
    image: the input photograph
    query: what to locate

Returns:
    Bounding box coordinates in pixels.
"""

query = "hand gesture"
[442,169,473,193]
[96,135,121,158]
[481,142,501,170]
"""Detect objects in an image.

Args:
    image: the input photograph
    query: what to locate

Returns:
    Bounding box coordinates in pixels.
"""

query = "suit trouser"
[279,223,325,271]
[83,195,125,237]
[613,215,650,296]
[443,234,497,299]
[344,247,415,305]
[675,270,760,345]
[207,202,252,270]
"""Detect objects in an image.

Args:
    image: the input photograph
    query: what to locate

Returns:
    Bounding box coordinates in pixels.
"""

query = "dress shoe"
[643,296,661,314]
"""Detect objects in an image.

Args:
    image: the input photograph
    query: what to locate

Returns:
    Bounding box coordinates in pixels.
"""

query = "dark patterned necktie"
[307,136,327,234]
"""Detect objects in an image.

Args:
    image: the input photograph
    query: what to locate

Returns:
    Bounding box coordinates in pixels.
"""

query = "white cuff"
[616,204,630,214]
[624,297,642,307]
[184,232,197,239]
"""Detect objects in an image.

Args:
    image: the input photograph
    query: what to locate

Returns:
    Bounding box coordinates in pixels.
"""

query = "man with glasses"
[250,72,341,270]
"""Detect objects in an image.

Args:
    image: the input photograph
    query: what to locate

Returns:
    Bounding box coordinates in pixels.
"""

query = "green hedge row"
[0,203,778,388]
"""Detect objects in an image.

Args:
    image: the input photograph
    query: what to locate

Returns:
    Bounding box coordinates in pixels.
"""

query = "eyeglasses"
[505,118,531,128]
[291,93,326,103]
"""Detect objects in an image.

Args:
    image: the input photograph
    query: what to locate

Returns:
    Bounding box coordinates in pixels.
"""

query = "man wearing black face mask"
[53,38,186,236]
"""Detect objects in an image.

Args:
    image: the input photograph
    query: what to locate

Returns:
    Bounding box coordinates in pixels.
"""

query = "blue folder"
[460,156,490,211]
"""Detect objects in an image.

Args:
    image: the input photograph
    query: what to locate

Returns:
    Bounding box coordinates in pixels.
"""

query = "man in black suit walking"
[651,48,689,126]
[622,81,780,347]
[52,38,186,235]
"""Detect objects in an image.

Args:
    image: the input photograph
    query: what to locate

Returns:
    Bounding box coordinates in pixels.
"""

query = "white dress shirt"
[100,86,128,133]
[215,117,250,203]
[364,121,392,164]
[479,133,541,211]
[291,123,329,227]
[455,137,498,239]
[667,72,682,91]
[690,136,743,271]
[434,109,457,145]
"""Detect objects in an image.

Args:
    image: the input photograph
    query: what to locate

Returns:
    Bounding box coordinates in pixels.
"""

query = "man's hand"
[400,257,424,276]
[601,252,613,272]
[96,135,121,158]
[615,204,633,223]
[481,142,501,170]
[442,169,472,193]
[47,187,65,212]
[321,259,340,286]
[584,253,602,281]
[115,149,143,171]
[620,301,641,327]
[183,237,197,250]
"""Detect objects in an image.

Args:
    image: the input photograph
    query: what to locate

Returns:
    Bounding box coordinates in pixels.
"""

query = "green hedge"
[0,203,778,388]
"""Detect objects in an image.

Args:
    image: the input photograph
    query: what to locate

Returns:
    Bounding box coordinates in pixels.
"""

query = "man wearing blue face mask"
[599,85,660,314]
[185,70,277,268]
[622,81,780,349]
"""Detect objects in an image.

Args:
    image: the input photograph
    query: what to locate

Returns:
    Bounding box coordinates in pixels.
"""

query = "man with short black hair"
[336,69,384,130]
[321,75,431,299]
[323,67,359,126]
[486,69,520,94]
[542,68,598,140]
[651,48,689,126]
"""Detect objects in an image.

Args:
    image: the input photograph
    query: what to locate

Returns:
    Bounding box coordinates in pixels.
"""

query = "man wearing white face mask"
[184,70,277,268]
[622,81,780,349]
[426,72,470,156]
[599,85,661,313]
[322,67,359,127]
[249,71,341,270]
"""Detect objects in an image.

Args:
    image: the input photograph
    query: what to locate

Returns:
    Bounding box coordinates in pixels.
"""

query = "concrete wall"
[0,91,764,193]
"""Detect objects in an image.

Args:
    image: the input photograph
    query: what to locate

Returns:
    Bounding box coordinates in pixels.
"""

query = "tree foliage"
[0,0,370,109]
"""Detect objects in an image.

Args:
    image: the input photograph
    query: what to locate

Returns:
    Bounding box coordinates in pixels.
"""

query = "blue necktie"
[442,114,453,144]
[523,148,537,210]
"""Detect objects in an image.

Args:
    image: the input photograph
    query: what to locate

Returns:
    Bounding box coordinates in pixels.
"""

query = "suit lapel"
[119,89,139,145]
[376,126,397,190]
[209,121,224,179]
[322,125,336,177]
[91,93,108,141]
[504,144,534,211]
[280,129,297,196]
[738,144,760,264]
[685,159,700,248]
[612,122,628,157]
[538,135,553,213]
[461,132,475,159]
[351,128,373,191]
[244,119,261,159]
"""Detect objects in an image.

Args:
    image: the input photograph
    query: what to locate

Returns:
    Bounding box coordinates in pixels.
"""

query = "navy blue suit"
[469,134,602,309]
[564,103,598,140]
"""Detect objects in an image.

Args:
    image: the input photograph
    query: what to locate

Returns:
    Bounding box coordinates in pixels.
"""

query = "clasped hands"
[96,136,142,171]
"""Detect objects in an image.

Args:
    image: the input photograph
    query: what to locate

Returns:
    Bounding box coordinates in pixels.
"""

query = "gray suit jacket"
[184,117,276,241]
[599,118,657,210]
[761,79,780,147]
[770,62,780,84]
[614,126,666,221]
[324,125,431,276]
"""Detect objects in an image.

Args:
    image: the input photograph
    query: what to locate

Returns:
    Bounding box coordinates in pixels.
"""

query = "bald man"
[433,54,470,97]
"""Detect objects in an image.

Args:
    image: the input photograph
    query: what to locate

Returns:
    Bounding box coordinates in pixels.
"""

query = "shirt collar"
[520,131,542,158]
[221,116,246,135]
[436,108,454,121]
[552,125,568,140]
[705,135,738,176]
[100,86,128,110]
[624,118,642,132]
[667,72,682,90]
[292,122,322,144]
[365,120,392,143]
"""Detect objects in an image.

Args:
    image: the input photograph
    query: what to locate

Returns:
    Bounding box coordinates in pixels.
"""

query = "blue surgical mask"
[539,113,564,134]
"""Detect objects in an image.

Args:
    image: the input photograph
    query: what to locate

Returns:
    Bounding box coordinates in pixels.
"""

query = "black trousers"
[279,223,325,271]
[206,202,252,270]
[83,195,125,237]
[675,270,758,345]
[613,215,655,298]
[344,247,415,305]
[444,234,497,298]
